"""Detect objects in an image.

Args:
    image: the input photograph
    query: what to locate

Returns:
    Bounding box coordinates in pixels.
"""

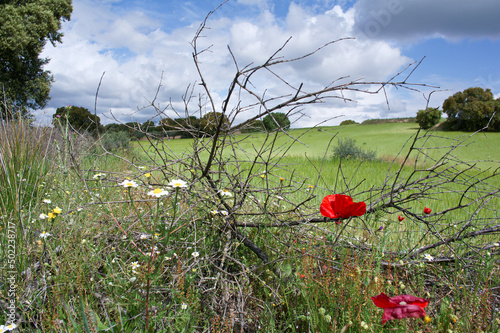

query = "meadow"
[1,116,499,332]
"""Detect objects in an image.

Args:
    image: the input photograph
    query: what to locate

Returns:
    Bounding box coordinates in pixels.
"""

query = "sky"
[38,0,500,128]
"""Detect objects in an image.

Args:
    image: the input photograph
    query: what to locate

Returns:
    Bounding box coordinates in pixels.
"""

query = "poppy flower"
[398,215,405,221]
[320,194,366,222]
[371,292,429,324]
[424,207,432,214]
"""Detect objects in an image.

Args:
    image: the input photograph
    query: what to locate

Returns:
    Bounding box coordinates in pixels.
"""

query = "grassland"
[1,119,499,332]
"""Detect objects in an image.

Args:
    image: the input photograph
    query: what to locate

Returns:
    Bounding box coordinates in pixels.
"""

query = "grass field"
[1,119,499,332]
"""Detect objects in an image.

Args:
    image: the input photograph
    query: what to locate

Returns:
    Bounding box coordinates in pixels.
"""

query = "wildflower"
[0,323,17,331]
[42,199,51,204]
[39,213,49,220]
[147,188,169,198]
[52,207,62,215]
[318,307,326,315]
[260,174,265,178]
[93,173,106,180]
[39,231,51,239]
[424,253,434,261]
[120,180,138,188]
[192,251,200,258]
[139,234,149,240]
[360,321,369,330]
[424,207,432,214]
[398,215,405,221]
[144,173,151,178]
[181,303,188,310]
[210,210,219,215]
[377,226,384,232]
[324,314,332,323]
[371,292,429,324]
[220,210,229,216]
[131,261,140,271]
[320,194,366,222]
[168,179,188,188]
[424,315,432,324]
[218,189,233,197]
[165,256,171,261]
[138,166,145,170]
[47,212,56,220]
[279,177,285,181]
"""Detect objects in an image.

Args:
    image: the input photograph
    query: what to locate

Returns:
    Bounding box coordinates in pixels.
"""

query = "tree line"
[51,105,292,140]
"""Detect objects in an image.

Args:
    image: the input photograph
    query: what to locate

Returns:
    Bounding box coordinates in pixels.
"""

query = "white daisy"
[181,303,188,310]
[42,199,51,204]
[424,253,434,261]
[40,231,51,239]
[93,173,106,180]
[192,251,200,258]
[39,213,49,220]
[168,179,188,188]
[218,189,233,197]
[119,180,138,188]
[147,188,169,198]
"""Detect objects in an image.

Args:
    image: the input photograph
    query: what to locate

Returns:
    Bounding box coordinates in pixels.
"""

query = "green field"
[2,119,499,332]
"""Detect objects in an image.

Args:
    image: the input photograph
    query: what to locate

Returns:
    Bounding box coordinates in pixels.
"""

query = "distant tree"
[263,112,291,132]
[140,120,156,132]
[340,120,358,126]
[53,106,102,134]
[104,123,128,133]
[416,107,441,130]
[241,120,265,133]
[201,112,230,135]
[442,87,500,132]
[0,0,72,118]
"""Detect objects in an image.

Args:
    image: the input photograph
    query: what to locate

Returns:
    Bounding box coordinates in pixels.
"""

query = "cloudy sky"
[38,0,500,127]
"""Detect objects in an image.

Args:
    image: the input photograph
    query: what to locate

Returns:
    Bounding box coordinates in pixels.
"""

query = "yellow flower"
[260,174,265,178]
[424,315,432,324]
[279,177,285,181]
[48,212,56,220]
[145,173,151,178]
[53,207,62,215]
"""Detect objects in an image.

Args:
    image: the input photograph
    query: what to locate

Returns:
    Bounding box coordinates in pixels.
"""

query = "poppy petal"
[382,305,427,324]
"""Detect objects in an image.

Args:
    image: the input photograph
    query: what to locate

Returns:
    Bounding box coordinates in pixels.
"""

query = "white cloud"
[39,0,428,127]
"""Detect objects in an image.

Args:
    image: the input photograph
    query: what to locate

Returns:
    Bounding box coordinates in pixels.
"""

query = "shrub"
[332,137,376,160]
[340,120,358,126]
[416,107,442,129]
[100,131,130,151]
[263,112,291,132]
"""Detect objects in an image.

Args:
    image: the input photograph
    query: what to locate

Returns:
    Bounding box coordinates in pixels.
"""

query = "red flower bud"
[424,207,432,214]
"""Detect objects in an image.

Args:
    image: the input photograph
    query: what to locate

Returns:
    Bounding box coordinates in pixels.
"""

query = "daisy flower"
[147,188,169,198]
[192,251,200,258]
[93,173,106,180]
[42,199,51,204]
[168,179,188,188]
[218,189,233,197]
[424,253,434,261]
[39,213,49,219]
[181,303,188,310]
[120,180,139,188]
[131,261,141,270]
[40,231,51,239]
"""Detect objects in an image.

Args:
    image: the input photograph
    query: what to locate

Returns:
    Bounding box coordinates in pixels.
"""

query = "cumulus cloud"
[353,0,500,42]
[38,0,427,127]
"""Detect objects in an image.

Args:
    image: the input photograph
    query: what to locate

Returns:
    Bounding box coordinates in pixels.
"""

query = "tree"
[415,107,441,130]
[442,87,500,132]
[52,105,102,134]
[200,112,230,135]
[0,0,72,118]
[340,120,358,126]
[262,112,291,132]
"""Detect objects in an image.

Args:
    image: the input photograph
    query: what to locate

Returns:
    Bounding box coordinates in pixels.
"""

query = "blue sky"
[39,0,500,127]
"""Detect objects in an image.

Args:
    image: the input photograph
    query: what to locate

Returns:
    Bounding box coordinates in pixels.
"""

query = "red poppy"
[371,292,429,324]
[320,194,366,222]
[398,215,405,222]
[424,207,432,214]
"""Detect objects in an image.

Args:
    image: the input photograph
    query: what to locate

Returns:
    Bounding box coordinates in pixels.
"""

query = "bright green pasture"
[133,123,500,170]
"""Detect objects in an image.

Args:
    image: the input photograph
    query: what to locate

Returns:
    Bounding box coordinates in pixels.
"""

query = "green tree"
[416,107,441,130]
[442,87,500,132]
[52,105,102,134]
[200,112,230,135]
[263,112,291,132]
[340,120,358,126]
[0,0,72,118]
